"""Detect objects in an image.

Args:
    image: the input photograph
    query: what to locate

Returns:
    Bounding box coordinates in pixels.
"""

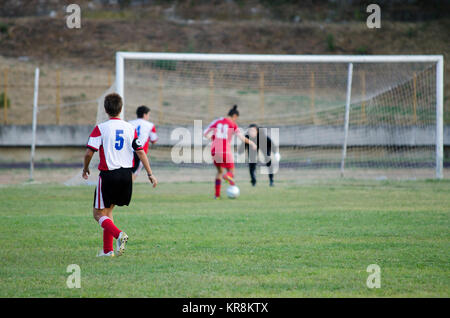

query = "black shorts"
[93,168,133,209]
[131,152,140,174]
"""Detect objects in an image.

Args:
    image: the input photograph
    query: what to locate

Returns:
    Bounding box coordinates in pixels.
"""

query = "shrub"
[151,60,177,71]
[0,22,8,34]
[0,92,10,109]
[356,46,368,54]
[326,34,335,52]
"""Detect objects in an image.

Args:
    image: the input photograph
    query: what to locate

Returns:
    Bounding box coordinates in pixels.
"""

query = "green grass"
[0,180,449,297]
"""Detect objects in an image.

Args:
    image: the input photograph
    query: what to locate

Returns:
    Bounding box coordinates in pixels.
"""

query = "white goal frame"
[115,52,444,179]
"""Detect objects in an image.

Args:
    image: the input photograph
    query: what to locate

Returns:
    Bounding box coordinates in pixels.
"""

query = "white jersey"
[129,118,158,153]
[87,118,143,171]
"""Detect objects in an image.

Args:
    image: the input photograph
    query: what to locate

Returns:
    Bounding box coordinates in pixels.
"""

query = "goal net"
[77,53,444,184]
[64,83,117,186]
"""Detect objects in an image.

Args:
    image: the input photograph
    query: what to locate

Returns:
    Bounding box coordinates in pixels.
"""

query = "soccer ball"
[226,185,240,199]
[274,152,281,162]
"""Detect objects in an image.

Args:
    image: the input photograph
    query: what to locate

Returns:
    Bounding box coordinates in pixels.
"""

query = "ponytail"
[228,104,239,117]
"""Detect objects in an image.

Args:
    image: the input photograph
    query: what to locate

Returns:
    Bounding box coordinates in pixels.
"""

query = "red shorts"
[214,160,234,169]
[212,152,234,169]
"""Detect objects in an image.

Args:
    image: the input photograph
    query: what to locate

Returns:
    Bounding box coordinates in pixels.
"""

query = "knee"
[93,209,102,222]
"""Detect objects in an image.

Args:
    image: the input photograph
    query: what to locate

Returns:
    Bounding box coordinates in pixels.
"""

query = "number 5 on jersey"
[115,130,124,150]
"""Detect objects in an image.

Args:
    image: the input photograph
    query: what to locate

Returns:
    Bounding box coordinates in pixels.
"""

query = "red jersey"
[204,117,239,164]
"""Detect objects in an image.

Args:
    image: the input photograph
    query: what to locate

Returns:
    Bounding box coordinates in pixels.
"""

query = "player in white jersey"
[129,105,158,181]
[83,93,158,257]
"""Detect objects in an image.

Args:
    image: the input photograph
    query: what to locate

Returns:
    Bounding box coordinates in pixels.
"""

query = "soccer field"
[0,178,449,297]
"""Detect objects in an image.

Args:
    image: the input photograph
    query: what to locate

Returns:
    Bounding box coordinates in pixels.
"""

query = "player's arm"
[83,126,101,179]
[82,148,94,179]
[203,127,213,140]
[237,131,257,150]
[135,150,157,187]
[203,119,218,140]
[237,133,249,154]
[204,131,213,141]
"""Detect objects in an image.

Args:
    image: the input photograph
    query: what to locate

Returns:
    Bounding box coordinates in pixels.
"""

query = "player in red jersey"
[203,105,256,199]
[82,93,158,257]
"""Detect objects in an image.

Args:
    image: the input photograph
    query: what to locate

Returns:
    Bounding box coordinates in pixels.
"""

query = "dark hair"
[228,104,239,117]
[136,105,150,118]
[248,123,267,140]
[104,93,123,117]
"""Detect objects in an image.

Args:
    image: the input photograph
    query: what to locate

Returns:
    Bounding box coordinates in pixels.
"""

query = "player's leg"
[221,152,235,185]
[93,206,117,256]
[131,152,141,182]
[223,167,236,186]
[103,207,115,255]
[93,172,127,256]
[249,162,257,186]
[215,164,223,199]
[93,205,120,247]
[93,175,122,238]
[109,168,132,255]
[267,159,274,186]
[93,206,128,256]
[106,208,114,222]
[132,162,144,182]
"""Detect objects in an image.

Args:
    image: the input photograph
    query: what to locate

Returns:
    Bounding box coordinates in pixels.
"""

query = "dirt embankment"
[0,8,449,68]
[0,4,448,126]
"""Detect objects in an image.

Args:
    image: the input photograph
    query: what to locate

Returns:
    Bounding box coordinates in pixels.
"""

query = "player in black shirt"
[239,124,279,187]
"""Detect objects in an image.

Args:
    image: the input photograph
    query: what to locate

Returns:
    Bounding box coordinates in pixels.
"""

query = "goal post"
[115,52,444,180]
[341,62,353,178]
[436,56,444,179]
[29,67,40,182]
